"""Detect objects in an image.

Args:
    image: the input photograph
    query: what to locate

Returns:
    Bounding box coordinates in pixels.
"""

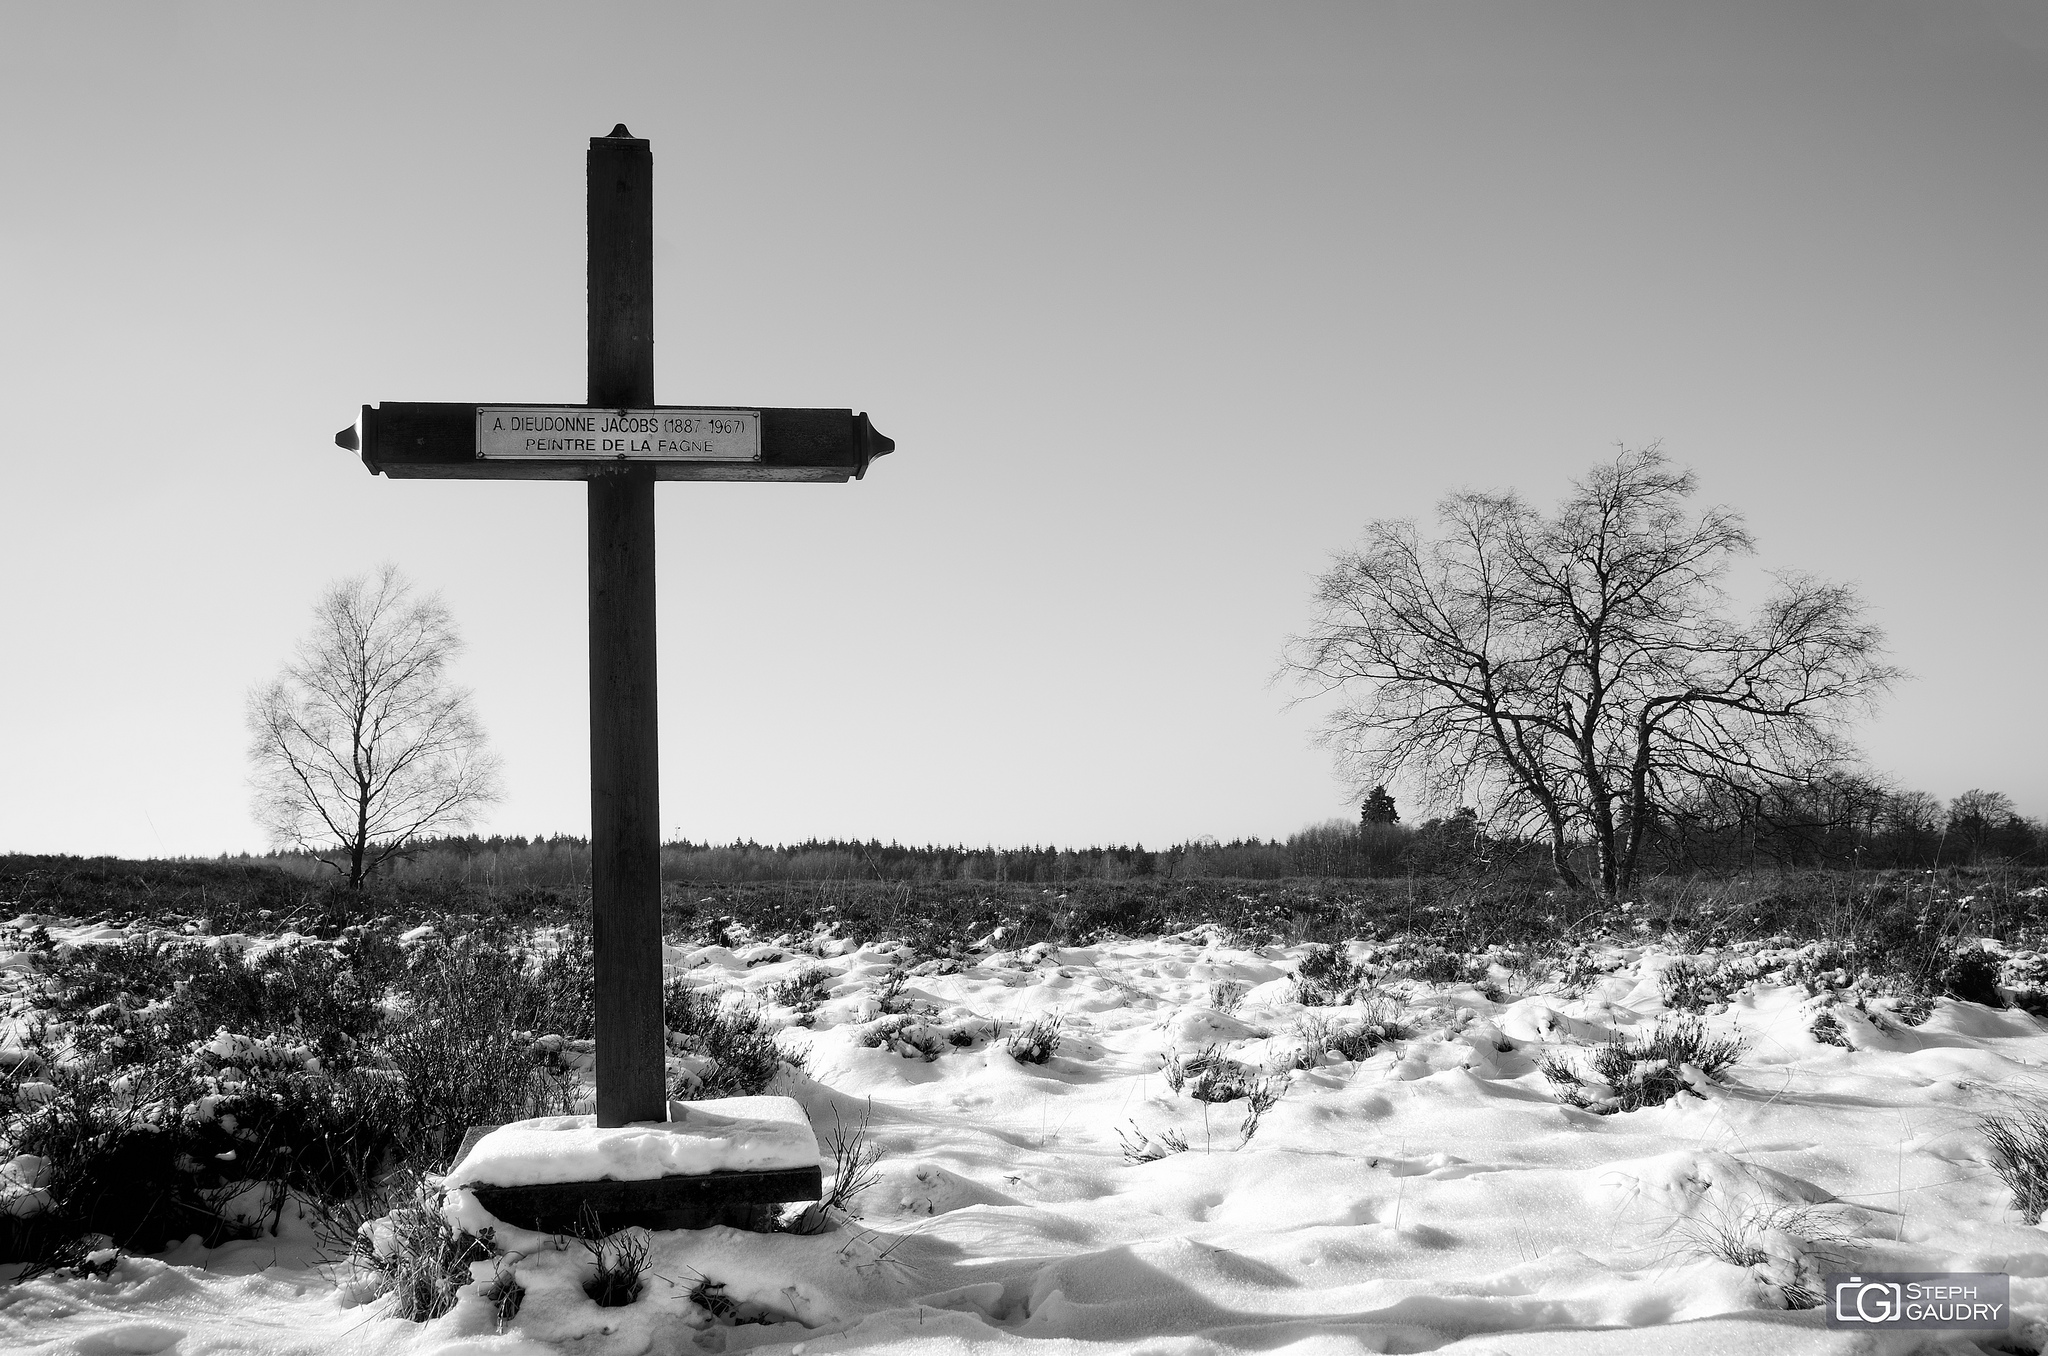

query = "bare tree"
[1946,789,2028,863]
[247,564,501,888]
[1286,447,1898,896]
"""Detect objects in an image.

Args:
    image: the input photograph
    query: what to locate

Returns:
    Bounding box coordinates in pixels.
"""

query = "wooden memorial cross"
[336,126,886,1223]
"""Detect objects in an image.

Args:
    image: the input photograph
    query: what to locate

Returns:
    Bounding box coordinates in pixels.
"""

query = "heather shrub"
[1291,1011,1397,1067]
[1163,1045,1284,1106]
[578,1211,650,1308]
[0,1034,398,1266]
[1941,949,2004,1007]
[768,965,834,1013]
[384,936,557,1164]
[1291,944,1372,1005]
[1004,1015,1063,1065]
[1542,1017,1745,1113]
[1206,979,1249,1014]
[356,1180,499,1322]
[1117,1121,1190,1162]
[166,940,392,1064]
[663,983,795,1098]
[1659,960,1724,1013]
[34,936,184,1015]
[1808,1007,1852,1048]
[517,925,596,1039]
[789,1109,882,1234]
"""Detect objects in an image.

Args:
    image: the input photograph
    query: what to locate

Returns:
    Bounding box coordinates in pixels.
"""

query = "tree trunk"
[1577,739,1621,897]
[1545,819,1585,891]
[350,783,371,890]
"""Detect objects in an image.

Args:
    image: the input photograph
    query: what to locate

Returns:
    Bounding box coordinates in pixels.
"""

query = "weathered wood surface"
[587,127,667,1129]
[346,402,892,481]
[587,127,653,414]
[468,1165,825,1234]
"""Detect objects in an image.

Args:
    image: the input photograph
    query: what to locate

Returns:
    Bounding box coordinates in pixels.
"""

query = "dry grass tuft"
[1981,1109,2048,1224]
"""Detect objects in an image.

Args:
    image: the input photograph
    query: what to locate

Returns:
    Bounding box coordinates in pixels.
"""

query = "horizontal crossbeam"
[340,402,893,482]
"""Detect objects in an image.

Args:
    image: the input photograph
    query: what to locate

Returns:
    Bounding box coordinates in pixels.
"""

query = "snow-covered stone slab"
[446,1096,817,1189]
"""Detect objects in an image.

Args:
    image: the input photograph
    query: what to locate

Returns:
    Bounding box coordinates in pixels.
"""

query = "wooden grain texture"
[470,1165,824,1234]
[357,402,890,481]
[587,128,666,1129]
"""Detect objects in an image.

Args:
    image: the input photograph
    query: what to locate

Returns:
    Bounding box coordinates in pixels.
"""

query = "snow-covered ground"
[4,921,2047,1355]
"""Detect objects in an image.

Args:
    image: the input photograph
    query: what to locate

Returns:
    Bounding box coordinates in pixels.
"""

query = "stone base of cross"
[443,1096,821,1235]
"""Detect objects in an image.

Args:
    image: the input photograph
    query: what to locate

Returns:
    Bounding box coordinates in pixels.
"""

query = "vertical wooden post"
[587,126,665,1127]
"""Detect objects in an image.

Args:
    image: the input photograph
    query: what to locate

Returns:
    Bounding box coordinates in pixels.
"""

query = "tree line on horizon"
[240,448,2037,896]
[238,773,2039,888]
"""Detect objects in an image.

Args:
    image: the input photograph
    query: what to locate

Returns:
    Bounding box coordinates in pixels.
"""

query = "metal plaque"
[475,407,761,461]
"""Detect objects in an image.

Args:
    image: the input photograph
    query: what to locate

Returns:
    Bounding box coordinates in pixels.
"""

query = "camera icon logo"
[1835,1276,1903,1323]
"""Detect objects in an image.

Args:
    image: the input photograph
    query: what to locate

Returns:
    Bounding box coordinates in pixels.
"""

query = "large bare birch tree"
[1286,447,1898,896]
[247,565,501,888]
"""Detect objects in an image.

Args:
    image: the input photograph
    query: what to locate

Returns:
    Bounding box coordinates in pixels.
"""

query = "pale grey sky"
[2,1,2043,857]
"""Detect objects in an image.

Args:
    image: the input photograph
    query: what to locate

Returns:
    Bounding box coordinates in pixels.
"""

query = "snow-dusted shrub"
[1117,1121,1190,1162]
[871,968,913,1015]
[789,1107,882,1234]
[357,1182,498,1322]
[384,964,544,1164]
[0,921,55,957]
[32,931,400,1070]
[1291,1013,1393,1067]
[481,1255,525,1331]
[368,934,598,1171]
[1164,1045,1283,1106]
[662,983,797,1099]
[858,1015,944,1062]
[687,1272,740,1321]
[1981,1109,2048,1224]
[1207,979,1249,1014]
[519,925,597,1040]
[1236,1080,1281,1147]
[1941,949,2004,1007]
[34,935,184,1016]
[1005,1015,1063,1065]
[1557,947,1606,995]
[0,1015,402,1267]
[1659,960,1724,1013]
[1291,945,1372,1005]
[579,1219,650,1307]
[188,1058,401,1205]
[1541,1017,1745,1114]
[1403,948,1473,987]
[182,937,401,1063]
[1887,990,1934,1026]
[1808,1007,1852,1048]
[13,1233,122,1282]
[1668,1201,1849,1309]
[767,965,834,1013]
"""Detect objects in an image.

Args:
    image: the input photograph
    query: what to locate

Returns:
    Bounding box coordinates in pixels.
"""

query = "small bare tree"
[248,565,501,888]
[1286,447,1898,896]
